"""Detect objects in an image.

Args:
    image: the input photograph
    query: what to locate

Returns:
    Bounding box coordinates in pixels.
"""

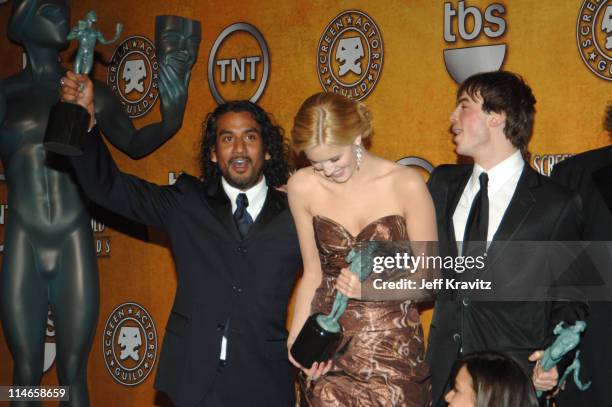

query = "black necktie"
[234,193,254,237]
[462,172,489,256]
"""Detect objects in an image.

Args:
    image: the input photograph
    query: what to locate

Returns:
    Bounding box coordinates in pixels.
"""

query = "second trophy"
[291,245,372,368]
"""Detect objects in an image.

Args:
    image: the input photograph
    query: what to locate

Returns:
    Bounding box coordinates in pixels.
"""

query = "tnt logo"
[208,23,270,104]
[216,56,261,83]
[443,1,507,83]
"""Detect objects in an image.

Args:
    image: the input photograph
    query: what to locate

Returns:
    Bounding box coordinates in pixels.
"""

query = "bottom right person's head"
[445,351,539,407]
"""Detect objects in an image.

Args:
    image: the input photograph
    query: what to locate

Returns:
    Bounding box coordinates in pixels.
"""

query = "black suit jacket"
[551,146,612,407]
[426,163,587,407]
[71,130,301,407]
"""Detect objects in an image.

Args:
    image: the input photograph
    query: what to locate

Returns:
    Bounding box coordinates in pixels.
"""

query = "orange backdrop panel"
[0,1,609,406]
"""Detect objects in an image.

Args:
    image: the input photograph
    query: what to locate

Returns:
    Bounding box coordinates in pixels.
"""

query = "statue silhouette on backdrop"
[0,1,200,406]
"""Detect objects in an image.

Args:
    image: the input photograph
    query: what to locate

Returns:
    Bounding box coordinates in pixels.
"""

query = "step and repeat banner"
[0,0,610,405]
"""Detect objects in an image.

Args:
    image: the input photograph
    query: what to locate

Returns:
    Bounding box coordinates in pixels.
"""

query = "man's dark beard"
[220,158,264,190]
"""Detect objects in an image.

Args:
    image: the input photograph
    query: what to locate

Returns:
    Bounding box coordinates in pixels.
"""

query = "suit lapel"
[445,167,472,257]
[205,180,242,241]
[244,187,286,241]
[487,165,537,265]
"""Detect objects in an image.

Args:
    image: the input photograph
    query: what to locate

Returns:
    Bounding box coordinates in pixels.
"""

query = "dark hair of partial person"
[450,351,539,407]
[199,100,289,188]
[458,71,536,152]
[605,102,612,134]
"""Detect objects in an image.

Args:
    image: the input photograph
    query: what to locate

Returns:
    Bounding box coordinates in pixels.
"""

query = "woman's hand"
[336,267,361,299]
[288,342,333,380]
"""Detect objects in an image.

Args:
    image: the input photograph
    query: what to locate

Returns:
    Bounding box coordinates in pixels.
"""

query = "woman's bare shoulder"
[287,167,317,195]
[386,163,429,195]
[373,158,425,185]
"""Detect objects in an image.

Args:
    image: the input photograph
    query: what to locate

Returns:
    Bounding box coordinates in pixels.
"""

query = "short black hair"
[199,101,289,187]
[458,71,536,152]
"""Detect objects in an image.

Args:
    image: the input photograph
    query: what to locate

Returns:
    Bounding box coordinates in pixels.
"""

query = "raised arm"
[97,23,122,45]
[94,53,190,158]
[61,72,181,229]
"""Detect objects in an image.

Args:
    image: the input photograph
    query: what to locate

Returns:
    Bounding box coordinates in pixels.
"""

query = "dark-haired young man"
[426,71,587,406]
[60,71,301,407]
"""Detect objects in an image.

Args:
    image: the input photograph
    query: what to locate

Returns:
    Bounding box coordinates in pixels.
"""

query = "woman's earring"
[355,144,363,170]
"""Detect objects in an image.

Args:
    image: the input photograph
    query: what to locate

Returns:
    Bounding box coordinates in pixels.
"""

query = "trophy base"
[44,102,91,156]
[290,313,342,368]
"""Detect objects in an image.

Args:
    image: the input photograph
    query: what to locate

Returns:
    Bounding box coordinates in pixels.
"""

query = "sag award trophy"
[291,245,376,367]
[536,320,591,399]
[44,10,122,155]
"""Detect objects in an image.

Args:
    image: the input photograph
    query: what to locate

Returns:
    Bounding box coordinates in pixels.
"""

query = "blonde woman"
[287,92,437,406]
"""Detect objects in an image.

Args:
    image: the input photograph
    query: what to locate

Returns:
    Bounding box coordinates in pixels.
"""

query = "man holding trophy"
[59,72,302,406]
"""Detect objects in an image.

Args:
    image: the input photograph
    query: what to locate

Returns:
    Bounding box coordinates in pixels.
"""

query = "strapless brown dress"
[298,215,431,407]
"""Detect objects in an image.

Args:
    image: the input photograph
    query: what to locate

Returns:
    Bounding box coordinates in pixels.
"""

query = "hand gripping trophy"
[536,321,591,399]
[44,10,121,155]
[291,244,378,368]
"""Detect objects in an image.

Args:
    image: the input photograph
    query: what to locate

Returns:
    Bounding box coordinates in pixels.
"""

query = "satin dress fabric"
[298,214,431,407]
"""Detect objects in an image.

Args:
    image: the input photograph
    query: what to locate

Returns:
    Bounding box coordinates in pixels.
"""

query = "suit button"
[462,297,470,306]
[232,285,242,293]
[237,246,247,253]
[216,323,225,331]
[453,333,461,343]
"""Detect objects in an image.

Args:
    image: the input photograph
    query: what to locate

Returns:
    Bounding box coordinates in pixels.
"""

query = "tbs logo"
[443,1,507,83]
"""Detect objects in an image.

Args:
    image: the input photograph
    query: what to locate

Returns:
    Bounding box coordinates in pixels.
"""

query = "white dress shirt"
[453,150,524,246]
[222,175,268,221]
[218,175,268,361]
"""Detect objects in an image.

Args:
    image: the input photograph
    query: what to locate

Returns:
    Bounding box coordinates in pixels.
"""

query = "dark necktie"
[234,193,254,237]
[462,172,489,256]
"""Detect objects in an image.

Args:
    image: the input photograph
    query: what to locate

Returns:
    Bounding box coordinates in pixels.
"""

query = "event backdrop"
[0,0,610,405]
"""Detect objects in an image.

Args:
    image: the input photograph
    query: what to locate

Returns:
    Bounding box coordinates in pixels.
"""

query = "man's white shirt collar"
[221,176,268,221]
[468,149,524,196]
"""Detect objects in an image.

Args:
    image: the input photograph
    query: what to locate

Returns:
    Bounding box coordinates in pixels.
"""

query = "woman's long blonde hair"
[291,92,372,153]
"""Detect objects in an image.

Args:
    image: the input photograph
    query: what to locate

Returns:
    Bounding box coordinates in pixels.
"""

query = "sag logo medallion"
[107,36,159,118]
[317,10,384,100]
[577,0,612,81]
[103,302,158,386]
